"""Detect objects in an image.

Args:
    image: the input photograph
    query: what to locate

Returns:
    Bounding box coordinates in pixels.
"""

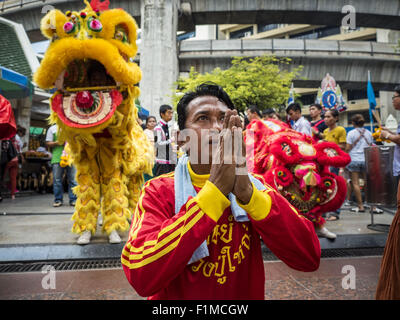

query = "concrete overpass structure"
[2,0,400,119]
[178,39,400,91]
[177,38,400,122]
[2,0,400,40]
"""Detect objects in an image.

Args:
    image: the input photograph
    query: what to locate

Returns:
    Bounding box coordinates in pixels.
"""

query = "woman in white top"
[143,116,157,182]
[143,116,157,145]
[345,114,374,213]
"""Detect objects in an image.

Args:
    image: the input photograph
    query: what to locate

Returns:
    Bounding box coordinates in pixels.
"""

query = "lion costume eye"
[63,12,80,35]
[319,176,335,190]
[324,181,332,187]
[88,17,103,32]
[63,21,76,33]
[315,141,351,167]
[114,25,129,43]
[268,136,301,164]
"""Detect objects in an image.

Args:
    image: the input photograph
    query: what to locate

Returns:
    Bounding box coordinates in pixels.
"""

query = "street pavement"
[0,256,382,300]
[0,193,394,249]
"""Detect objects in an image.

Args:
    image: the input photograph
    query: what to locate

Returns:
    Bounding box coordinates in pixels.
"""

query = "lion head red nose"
[76,91,94,109]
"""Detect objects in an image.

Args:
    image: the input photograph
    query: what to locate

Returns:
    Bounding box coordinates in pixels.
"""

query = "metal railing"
[0,247,385,273]
[179,39,400,57]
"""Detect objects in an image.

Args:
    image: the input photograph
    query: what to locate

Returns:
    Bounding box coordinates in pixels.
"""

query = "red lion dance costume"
[245,119,350,236]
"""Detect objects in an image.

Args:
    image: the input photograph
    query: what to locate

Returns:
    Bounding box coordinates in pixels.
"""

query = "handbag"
[1,140,18,164]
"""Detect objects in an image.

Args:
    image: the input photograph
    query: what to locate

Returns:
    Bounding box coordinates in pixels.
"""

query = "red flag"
[0,94,17,140]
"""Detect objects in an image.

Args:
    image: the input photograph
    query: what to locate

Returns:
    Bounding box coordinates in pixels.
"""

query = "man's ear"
[176,130,184,148]
[176,129,192,154]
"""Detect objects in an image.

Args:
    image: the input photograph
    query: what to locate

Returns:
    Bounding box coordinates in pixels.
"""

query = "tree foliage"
[173,55,303,113]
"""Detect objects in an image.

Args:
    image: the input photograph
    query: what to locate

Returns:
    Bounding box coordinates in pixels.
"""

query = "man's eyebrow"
[192,109,211,117]
[191,107,227,118]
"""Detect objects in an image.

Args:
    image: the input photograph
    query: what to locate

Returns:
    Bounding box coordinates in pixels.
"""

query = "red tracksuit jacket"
[121,170,321,299]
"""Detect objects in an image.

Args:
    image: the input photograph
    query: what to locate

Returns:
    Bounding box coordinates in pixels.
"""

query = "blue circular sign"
[322,90,337,109]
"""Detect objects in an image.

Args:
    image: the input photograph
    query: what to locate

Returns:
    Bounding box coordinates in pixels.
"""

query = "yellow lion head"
[34,0,142,135]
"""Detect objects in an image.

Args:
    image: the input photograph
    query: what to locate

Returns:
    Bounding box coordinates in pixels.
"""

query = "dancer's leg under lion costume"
[34,0,154,243]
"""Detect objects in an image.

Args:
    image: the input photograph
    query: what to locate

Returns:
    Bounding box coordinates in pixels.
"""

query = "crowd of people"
[282,99,394,219]
[0,125,28,201]
[138,89,399,222]
[0,118,77,207]
[121,91,396,258]
[2,89,398,219]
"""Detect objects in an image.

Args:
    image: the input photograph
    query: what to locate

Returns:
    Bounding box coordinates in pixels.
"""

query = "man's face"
[393,93,400,110]
[181,96,229,165]
[288,109,301,121]
[161,109,173,122]
[309,106,320,119]
[246,110,258,122]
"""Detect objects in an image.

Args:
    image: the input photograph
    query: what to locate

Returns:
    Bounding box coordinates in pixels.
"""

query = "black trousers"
[153,163,175,177]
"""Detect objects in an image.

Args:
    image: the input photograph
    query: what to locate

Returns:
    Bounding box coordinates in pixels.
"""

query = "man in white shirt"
[153,105,176,176]
[286,103,312,136]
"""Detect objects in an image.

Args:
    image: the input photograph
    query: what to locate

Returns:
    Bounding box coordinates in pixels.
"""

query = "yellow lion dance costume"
[34,0,154,244]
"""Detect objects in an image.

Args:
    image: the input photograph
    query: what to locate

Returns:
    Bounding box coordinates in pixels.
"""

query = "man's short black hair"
[246,105,262,118]
[17,125,26,135]
[176,82,235,130]
[159,104,173,117]
[394,85,400,96]
[262,108,275,116]
[286,103,301,114]
[309,103,323,111]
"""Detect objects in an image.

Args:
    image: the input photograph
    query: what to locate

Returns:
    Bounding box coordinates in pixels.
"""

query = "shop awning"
[137,105,150,117]
[0,66,33,99]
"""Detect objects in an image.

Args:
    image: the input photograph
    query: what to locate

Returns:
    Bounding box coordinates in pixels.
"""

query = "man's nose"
[211,118,223,132]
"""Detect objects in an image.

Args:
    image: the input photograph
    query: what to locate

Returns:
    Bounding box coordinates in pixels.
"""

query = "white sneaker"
[98,214,103,226]
[373,207,383,214]
[343,200,351,207]
[109,230,121,244]
[316,227,337,239]
[77,230,91,245]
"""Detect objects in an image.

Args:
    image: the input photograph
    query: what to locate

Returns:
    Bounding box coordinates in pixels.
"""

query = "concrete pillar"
[17,97,32,151]
[190,25,217,40]
[139,0,179,120]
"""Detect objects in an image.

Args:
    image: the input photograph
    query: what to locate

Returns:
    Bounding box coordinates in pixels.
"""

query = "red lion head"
[245,119,350,227]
